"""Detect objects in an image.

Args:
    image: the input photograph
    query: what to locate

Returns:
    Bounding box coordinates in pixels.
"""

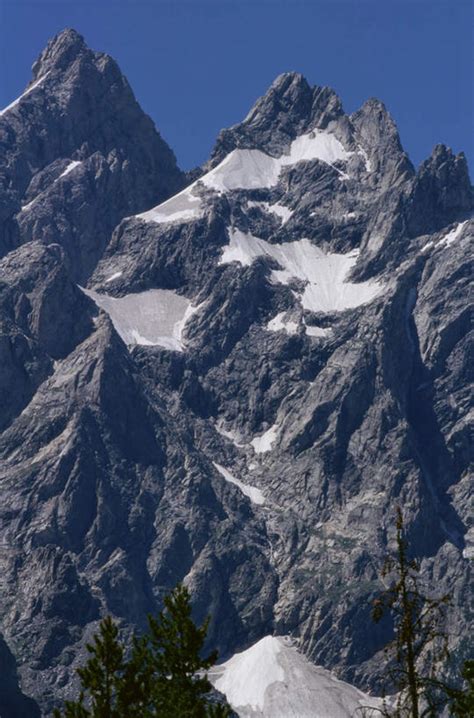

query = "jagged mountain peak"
[209,72,344,164]
[31,27,88,79]
[423,142,470,170]
[1,29,184,279]
[0,28,472,718]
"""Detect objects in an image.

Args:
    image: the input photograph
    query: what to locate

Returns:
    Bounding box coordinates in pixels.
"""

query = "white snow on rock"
[213,462,265,506]
[20,198,37,213]
[137,184,204,224]
[284,130,350,167]
[268,202,293,223]
[210,635,381,718]
[248,200,293,224]
[462,528,474,560]
[423,219,470,253]
[137,129,351,226]
[105,271,123,283]
[220,229,382,313]
[440,220,468,248]
[81,287,197,351]
[266,311,299,334]
[20,159,82,212]
[203,149,282,191]
[215,423,245,448]
[212,636,284,712]
[0,72,50,117]
[59,160,82,178]
[251,423,279,453]
[203,130,350,194]
[304,323,332,338]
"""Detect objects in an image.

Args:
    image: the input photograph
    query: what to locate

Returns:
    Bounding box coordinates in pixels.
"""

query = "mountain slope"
[0,31,472,716]
[0,28,183,280]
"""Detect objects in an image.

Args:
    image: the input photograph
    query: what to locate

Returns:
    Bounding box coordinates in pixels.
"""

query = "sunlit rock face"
[0,28,472,716]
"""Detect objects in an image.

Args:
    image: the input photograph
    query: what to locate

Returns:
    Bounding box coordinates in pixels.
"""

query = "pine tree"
[53,616,125,718]
[447,660,474,717]
[144,583,222,717]
[371,507,451,717]
[54,585,232,718]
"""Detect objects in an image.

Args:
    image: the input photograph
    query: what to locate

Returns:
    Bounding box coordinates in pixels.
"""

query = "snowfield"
[213,462,265,505]
[137,183,204,224]
[210,635,381,718]
[220,229,382,313]
[136,129,353,226]
[81,287,197,351]
[266,311,299,334]
[251,423,279,453]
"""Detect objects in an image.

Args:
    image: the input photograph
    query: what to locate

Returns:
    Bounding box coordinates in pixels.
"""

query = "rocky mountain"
[0,29,472,717]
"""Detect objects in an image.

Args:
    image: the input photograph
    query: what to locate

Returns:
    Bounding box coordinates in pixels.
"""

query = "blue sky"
[1,0,472,173]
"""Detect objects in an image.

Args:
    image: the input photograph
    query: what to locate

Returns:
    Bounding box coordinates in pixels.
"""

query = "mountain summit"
[0,30,472,717]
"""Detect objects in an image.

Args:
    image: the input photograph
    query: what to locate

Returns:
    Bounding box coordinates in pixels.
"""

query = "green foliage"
[447,660,474,717]
[54,585,232,718]
[370,508,452,717]
[144,583,218,717]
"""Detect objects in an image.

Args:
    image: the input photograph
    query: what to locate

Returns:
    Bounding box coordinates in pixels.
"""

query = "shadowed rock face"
[0,31,472,716]
[0,634,40,718]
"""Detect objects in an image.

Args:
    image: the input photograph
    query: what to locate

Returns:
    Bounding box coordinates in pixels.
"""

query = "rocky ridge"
[0,29,472,716]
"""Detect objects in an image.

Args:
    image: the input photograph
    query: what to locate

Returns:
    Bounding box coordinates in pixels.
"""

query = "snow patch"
[462,546,474,560]
[213,462,265,506]
[20,198,37,213]
[266,311,299,334]
[20,158,82,212]
[215,423,245,448]
[137,185,204,225]
[213,636,284,711]
[285,130,350,166]
[248,200,293,224]
[203,149,282,191]
[210,636,382,718]
[305,323,331,337]
[268,202,293,222]
[357,145,372,172]
[204,130,350,193]
[105,271,123,283]
[138,129,351,226]
[0,72,50,117]
[251,423,279,454]
[81,287,196,351]
[440,220,468,248]
[59,160,81,178]
[423,220,470,253]
[220,228,382,312]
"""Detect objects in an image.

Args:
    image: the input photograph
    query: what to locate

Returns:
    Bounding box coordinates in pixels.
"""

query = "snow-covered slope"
[82,287,197,351]
[220,229,382,313]
[1,31,472,716]
[137,129,353,226]
[210,636,381,718]
[0,72,50,117]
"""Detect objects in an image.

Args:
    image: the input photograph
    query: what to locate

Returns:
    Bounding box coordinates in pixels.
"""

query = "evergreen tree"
[54,585,232,718]
[447,660,474,717]
[143,583,221,717]
[53,616,125,718]
[371,507,451,717]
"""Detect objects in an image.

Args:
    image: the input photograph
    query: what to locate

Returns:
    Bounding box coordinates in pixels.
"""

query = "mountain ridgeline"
[0,28,472,716]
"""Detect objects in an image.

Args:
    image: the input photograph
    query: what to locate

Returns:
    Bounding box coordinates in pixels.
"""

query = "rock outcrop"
[0,31,472,716]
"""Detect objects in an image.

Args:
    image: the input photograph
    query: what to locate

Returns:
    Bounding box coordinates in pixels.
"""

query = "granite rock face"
[0,32,472,716]
[0,28,183,280]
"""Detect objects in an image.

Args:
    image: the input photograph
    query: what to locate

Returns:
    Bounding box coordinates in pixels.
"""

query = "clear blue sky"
[1,0,472,174]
